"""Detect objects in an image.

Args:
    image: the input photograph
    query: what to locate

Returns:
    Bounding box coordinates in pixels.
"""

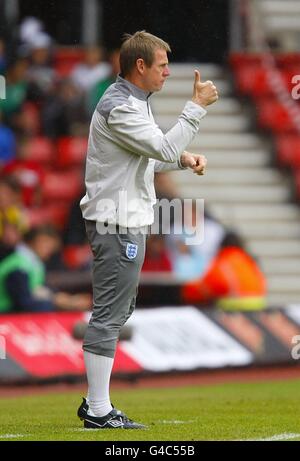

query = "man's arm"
[154,151,207,174]
[107,69,217,165]
[107,100,207,164]
[154,158,186,173]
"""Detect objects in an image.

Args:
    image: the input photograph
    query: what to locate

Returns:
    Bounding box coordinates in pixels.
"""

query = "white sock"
[84,351,113,417]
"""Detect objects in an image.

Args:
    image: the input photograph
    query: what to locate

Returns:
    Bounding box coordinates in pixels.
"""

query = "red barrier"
[0,312,141,381]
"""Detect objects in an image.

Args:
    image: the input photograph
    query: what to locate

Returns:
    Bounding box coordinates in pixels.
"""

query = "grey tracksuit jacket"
[80,75,207,228]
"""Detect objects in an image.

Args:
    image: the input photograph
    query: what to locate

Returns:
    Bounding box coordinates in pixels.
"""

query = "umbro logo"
[107,419,124,428]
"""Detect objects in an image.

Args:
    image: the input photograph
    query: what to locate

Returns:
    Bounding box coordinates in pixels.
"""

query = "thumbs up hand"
[192,70,218,107]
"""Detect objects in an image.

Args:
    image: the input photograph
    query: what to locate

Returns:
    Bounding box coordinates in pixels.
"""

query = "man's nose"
[163,66,170,77]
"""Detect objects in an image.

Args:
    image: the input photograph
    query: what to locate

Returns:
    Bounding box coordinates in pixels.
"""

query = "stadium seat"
[234,66,273,97]
[26,203,70,230]
[230,52,300,71]
[234,67,296,98]
[276,135,300,168]
[26,137,55,166]
[42,170,83,202]
[53,47,85,77]
[56,137,88,168]
[54,61,78,78]
[276,53,300,70]
[63,244,92,270]
[54,47,85,64]
[257,99,296,133]
[20,102,41,136]
[229,53,263,71]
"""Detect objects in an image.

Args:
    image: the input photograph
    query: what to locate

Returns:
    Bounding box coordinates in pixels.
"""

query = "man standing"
[78,31,218,429]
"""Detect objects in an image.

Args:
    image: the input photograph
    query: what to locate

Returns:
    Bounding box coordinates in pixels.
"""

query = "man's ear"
[136,58,145,75]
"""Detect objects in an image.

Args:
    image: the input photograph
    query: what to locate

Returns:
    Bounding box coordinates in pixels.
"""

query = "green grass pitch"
[0,379,300,441]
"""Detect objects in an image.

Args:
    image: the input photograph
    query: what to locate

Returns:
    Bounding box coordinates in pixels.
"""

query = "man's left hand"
[180,151,207,175]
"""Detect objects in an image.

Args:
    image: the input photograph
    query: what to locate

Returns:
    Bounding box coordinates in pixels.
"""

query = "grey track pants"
[83,220,146,358]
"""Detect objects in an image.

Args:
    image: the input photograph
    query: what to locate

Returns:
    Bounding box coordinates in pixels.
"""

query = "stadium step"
[171,168,284,185]
[156,114,250,132]
[198,150,271,167]
[189,133,263,150]
[209,204,300,222]
[267,293,300,306]
[257,0,300,50]
[268,275,300,292]
[262,0,300,14]
[167,63,223,80]
[262,257,300,275]
[156,63,300,306]
[151,97,242,116]
[232,221,300,240]
[264,15,300,33]
[159,78,231,98]
[178,184,290,203]
[249,240,300,257]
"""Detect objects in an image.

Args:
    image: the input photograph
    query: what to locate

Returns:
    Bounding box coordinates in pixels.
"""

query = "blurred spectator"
[0,222,92,314]
[181,232,267,310]
[26,33,56,101]
[201,211,226,266]
[167,234,206,281]
[19,17,44,50]
[20,226,92,311]
[153,172,180,234]
[0,110,16,166]
[71,46,111,92]
[13,102,41,137]
[87,48,120,114]
[41,78,87,138]
[0,59,29,121]
[166,201,225,281]
[2,137,44,207]
[64,192,87,245]
[142,234,172,272]
[0,176,27,238]
[0,218,45,313]
[0,39,7,73]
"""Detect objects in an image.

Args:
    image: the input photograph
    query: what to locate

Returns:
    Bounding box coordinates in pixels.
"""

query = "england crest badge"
[126,243,138,260]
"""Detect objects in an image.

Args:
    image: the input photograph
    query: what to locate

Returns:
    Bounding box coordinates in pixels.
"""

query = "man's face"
[31,235,60,261]
[140,48,170,92]
[2,223,22,248]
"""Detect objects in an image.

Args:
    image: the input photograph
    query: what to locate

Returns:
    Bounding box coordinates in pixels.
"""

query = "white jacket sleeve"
[154,158,186,172]
[107,100,207,163]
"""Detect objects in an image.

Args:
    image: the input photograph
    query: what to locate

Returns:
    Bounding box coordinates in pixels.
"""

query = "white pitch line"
[0,434,27,439]
[258,433,300,441]
[239,433,300,442]
[69,428,99,432]
[70,427,150,432]
[159,420,195,425]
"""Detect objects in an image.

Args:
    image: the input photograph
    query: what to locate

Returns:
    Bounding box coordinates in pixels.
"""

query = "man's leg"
[84,352,113,416]
[82,221,146,418]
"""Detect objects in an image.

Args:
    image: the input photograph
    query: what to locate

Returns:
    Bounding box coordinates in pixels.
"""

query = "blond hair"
[120,30,171,77]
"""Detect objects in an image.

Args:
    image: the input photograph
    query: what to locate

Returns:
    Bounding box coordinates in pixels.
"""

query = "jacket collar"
[116,75,151,101]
